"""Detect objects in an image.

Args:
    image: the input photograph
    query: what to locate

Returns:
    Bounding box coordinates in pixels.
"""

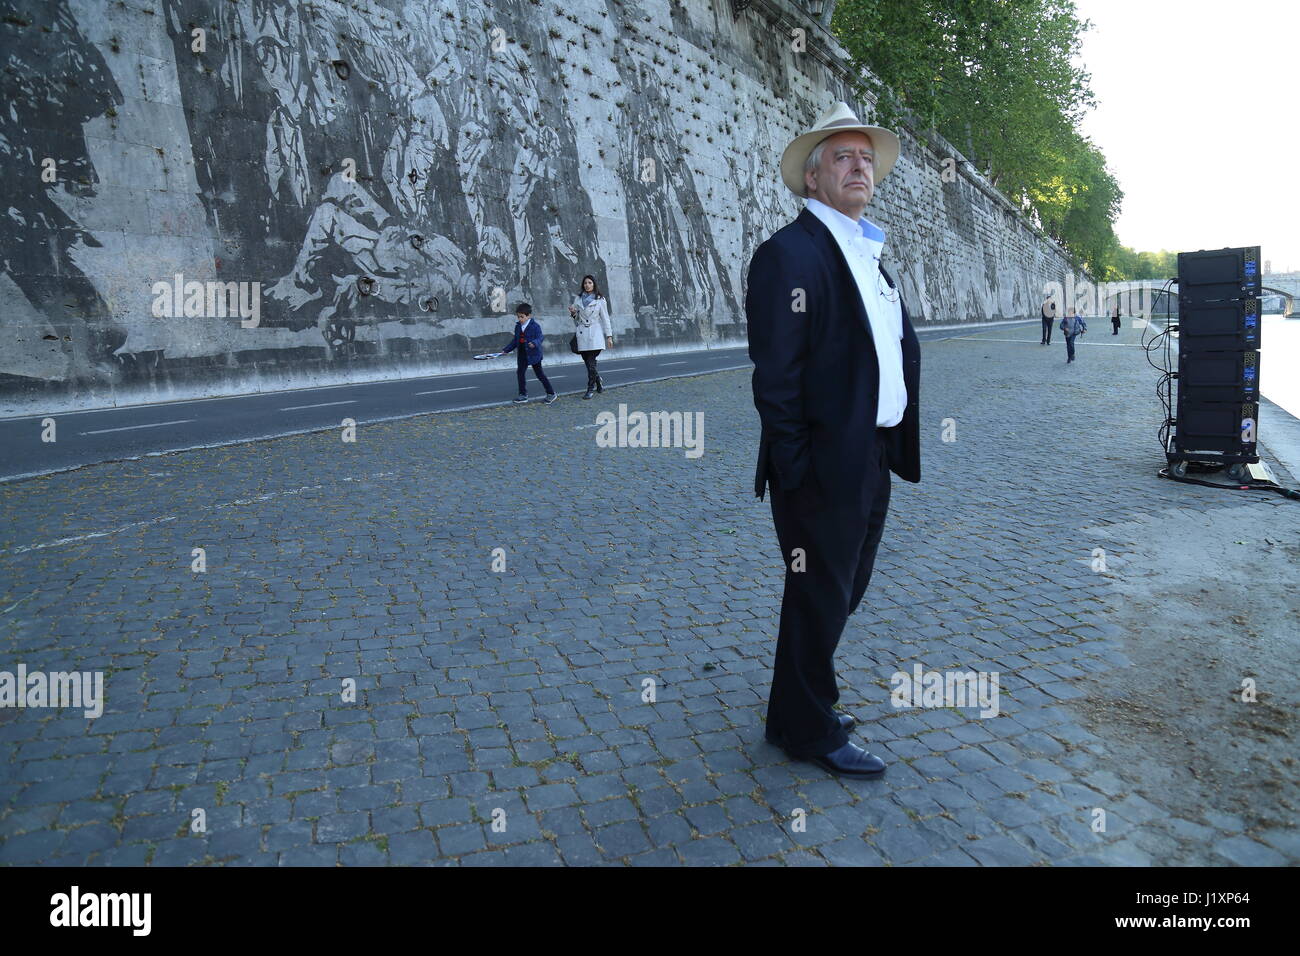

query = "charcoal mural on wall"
[606,0,742,344]
[0,0,126,394]
[0,0,1076,407]
[159,0,608,356]
[728,102,797,288]
[6,0,763,405]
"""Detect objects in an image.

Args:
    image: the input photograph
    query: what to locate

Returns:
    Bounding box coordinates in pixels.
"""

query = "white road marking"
[659,361,688,366]
[0,589,39,615]
[279,400,359,411]
[0,471,399,556]
[80,419,195,436]
[599,367,635,372]
[3,359,758,482]
[3,515,180,555]
[414,387,477,395]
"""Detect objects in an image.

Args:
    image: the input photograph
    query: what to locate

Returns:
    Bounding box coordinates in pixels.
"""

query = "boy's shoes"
[513,395,528,403]
[544,393,558,405]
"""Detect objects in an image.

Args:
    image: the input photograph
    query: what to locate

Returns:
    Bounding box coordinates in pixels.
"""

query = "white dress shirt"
[806,197,907,428]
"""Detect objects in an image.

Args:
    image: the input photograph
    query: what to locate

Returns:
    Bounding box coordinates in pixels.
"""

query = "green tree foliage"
[1109,246,1179,280]
[833,0,1124,276]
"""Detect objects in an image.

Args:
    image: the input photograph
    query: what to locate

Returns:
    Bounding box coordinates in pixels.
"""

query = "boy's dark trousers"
[1041,316,1053,344]
[517,354,554,396]
[1065,333,1077,362]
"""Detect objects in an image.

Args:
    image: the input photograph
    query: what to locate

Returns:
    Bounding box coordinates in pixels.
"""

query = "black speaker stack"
[1167,246,1262,479]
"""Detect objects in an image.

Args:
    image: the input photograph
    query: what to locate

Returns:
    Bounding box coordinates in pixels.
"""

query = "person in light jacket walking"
[569,274,613,400]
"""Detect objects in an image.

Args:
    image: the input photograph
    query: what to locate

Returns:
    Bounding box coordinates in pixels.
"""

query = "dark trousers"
[765,427,894,756]
[1112,318,1120,335]
[579,349,602,387]
[1065,333,1077,362]
[516,357,554,396]
[1041,316,1053,344]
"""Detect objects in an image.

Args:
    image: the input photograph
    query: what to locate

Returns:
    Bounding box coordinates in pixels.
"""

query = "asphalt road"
[0,326,1005,483]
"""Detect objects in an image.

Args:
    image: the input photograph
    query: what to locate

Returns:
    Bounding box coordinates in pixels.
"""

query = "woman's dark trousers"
[580,349,603,390]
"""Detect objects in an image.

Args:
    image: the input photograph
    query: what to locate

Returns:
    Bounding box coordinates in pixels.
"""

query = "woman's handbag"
[569,334,581,355]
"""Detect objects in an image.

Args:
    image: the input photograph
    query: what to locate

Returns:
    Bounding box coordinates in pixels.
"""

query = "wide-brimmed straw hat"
[780,101,900,196]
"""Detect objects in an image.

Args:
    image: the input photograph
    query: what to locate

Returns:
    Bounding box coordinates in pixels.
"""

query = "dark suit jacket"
[746,207,921,515]
[501,319,545,362]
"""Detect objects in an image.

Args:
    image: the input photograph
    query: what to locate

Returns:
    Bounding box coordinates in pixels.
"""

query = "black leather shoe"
[808,741,886,779]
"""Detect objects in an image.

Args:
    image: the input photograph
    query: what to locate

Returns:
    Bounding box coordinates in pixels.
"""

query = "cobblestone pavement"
[2,325,1297,866]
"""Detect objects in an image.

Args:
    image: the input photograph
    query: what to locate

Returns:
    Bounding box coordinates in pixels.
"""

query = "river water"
[1261,314,1300,419]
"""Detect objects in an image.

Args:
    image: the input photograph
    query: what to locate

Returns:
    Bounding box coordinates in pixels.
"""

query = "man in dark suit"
[746,102,921,778]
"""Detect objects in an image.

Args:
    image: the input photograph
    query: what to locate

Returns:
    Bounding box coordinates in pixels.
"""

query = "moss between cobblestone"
[345,832,384,858]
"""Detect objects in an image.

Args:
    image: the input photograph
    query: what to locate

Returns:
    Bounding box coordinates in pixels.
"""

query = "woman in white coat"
[569,274,614,399]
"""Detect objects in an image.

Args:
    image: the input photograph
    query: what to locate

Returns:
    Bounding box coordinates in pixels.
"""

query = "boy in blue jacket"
[500,303,557,404]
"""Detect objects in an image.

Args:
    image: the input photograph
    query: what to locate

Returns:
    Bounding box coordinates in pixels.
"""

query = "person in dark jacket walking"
[1040,295,1057,345]
[1111,302,1122,335]
[500,303,557,404]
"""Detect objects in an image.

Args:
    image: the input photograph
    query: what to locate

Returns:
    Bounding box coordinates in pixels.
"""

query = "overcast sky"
[1073,0,1299,272]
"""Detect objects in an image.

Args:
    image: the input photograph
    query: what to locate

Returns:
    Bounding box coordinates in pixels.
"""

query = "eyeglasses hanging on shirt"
[849,232,900,305]
[876,264,900,304]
